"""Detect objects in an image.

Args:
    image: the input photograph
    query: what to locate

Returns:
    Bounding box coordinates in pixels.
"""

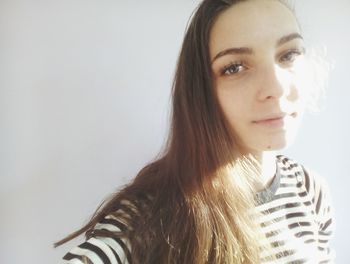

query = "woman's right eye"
[221,62,246,76]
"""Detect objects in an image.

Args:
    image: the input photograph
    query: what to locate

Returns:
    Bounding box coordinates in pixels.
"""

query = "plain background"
[1,0,349,263]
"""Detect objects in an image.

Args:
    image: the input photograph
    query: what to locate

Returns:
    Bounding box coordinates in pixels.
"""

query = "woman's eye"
[280,49,304,63]
[221,63,245,76]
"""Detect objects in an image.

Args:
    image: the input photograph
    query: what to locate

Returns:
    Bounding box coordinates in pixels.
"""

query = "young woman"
[56,0,335,263]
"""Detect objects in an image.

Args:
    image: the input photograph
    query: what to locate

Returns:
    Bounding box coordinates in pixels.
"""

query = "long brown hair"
[55,0,294,263]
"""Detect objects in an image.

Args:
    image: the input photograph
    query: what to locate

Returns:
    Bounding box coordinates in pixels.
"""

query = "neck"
[251,151,278,191]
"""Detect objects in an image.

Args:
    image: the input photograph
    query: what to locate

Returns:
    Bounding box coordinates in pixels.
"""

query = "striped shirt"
[62,155,335,263]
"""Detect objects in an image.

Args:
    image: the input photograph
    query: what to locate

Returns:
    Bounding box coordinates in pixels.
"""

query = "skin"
[209,0,307,188]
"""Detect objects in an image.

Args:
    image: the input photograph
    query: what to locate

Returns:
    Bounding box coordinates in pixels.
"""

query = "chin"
[262,135,297,151]
[239,128,300,153]
[263,143,287,151]
[249,133,297,152]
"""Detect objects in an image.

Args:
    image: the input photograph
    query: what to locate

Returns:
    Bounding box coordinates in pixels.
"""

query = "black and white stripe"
[255,156,335,263]
[62,214,132,264]
[62,155,335,263]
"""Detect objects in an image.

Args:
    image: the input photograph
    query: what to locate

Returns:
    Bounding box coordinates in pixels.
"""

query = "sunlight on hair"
[214,155,281,262]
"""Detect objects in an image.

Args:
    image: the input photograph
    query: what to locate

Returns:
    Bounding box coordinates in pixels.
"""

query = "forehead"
[209,0,300,58]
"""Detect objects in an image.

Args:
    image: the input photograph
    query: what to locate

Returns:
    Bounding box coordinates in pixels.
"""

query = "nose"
[256,63,296,101]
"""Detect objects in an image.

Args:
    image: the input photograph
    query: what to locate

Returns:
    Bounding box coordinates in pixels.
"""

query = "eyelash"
[220,61,246,76]
[219,48,305,76]
[279,48,305,63]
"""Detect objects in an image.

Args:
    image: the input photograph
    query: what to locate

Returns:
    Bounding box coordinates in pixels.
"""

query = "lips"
[252,112,297,126]
[253,113,286,123]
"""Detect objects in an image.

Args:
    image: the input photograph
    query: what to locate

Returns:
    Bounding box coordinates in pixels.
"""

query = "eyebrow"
[277,32,303,46]
[211,32,303,64]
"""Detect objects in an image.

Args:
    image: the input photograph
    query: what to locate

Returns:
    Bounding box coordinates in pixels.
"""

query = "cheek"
[214,76,257,125]
[216,79,252,104]
[217,94,250,134]
[292,57,323,106]
[217,89,242,115]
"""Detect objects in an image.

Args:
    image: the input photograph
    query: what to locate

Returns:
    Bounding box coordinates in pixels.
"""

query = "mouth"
[252,112,297,126]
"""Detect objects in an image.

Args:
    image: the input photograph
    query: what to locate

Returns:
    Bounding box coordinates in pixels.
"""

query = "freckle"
[267,145,271,149]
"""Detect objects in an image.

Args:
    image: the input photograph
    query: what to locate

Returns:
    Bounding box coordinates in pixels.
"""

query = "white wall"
[1,1,349,263]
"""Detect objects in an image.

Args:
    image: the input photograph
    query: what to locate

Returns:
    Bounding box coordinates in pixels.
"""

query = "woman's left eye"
[280,49,304,63]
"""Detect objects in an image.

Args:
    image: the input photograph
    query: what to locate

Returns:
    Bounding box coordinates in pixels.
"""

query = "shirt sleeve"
[62,215,131,264]
[314,175,336,263]
[303,167,336,263]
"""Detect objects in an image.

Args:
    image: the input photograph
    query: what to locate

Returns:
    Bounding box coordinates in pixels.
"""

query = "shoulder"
[276,154,327,191]
[62,199,141,264]
[275,155,336,264]
[277,155,334,222]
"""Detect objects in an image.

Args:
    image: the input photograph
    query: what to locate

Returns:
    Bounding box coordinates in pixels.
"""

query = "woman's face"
[210,0,307,154]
